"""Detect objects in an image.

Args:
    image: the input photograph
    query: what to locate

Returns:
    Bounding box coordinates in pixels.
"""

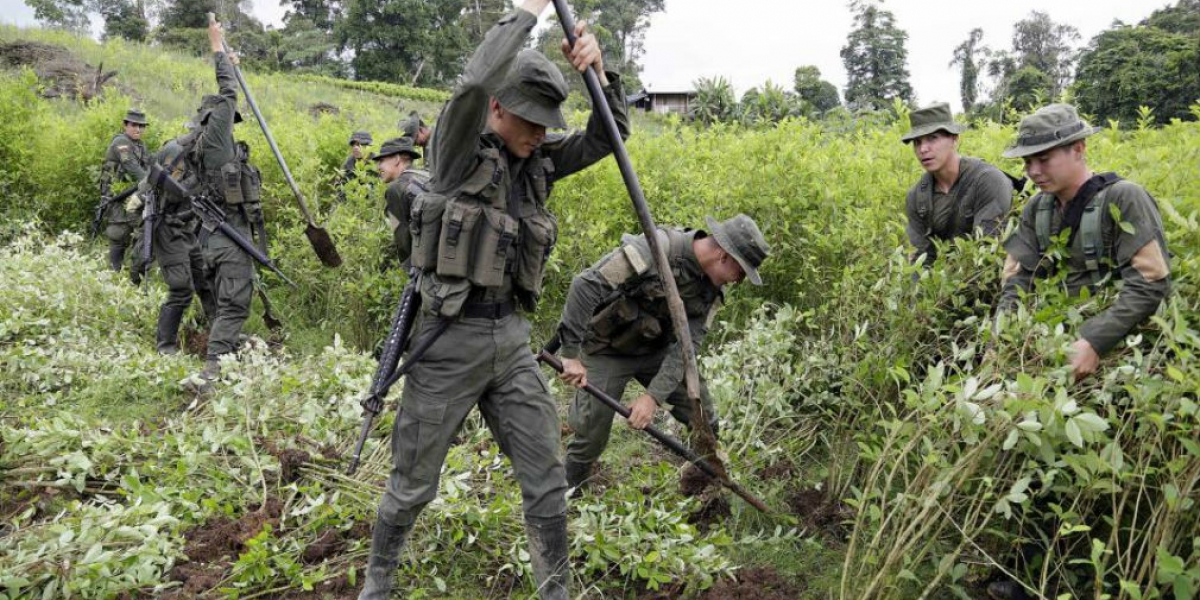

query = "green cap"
[349,131,373,146]
[705,214,770,285]
[900,103,966,143]
[1002,103,1101,159]
[398,111,426,138]
[198,94,244,124]
[123,108,149,125]
[370,137,420,161]
[493,49,569,129]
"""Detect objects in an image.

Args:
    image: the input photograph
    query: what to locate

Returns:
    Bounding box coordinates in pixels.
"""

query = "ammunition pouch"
[418,272,472,319]
[221,162,244,205]
[473,207,518,288]
[409,191,448,270]
[514,207,558,302]
[241,163,262,205]
[437,198,482,279]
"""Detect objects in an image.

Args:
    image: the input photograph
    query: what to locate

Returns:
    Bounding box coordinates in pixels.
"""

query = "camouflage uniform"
[98,110,151,272]
[359,9,628,600]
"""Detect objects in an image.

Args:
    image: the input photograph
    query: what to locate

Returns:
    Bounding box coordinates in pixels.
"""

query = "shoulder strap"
[1079,173,1124,283]
[1034,194,1055,256]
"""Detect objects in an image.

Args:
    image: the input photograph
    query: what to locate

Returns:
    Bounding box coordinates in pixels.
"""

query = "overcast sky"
[2,0,1167,109]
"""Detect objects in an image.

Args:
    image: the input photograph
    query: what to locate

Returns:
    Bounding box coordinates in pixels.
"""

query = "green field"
[1,25,1199,600]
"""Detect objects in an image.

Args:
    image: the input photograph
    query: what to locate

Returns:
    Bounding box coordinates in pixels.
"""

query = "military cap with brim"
[198,94,244,124]
[123,109,149,125]
[900,103,966,143]
[398,112,427,138]
[1002,103,1102,159]
[705,214,770,286]
[494,49,569,130]
[370,137,421,161]
[350,131,374,146]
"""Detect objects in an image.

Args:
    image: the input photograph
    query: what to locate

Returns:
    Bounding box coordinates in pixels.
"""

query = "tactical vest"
[408,146,558,317]
[913,157,1020,240]
[584,229,719,355]
[1032,174,1122,287]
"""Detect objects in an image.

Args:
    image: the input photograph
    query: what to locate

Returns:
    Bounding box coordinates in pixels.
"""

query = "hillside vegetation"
[2,26,1199,600]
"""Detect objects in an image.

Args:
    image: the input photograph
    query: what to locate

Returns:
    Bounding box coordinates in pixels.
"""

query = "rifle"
[347,269,421,475]
[148,163,296,287]
[89,186,139,239]
[537,336,771,513]
[134,189,159,284]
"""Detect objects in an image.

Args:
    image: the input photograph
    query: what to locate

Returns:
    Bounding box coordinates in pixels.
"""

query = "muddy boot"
[565,461,592,497]
[185,358,221,395]
[156,306,186,355]
[358,520,412,600]
[108,244,126,272]
[525,515,569,600]
[987,580,1032,600]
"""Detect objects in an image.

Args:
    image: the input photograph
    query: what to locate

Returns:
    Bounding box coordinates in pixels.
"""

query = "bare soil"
[787,487,852,540]
[0,40,119,102]
[697,566,808,600]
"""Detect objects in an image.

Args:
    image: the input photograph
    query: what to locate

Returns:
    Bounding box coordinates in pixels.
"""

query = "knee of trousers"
[376,482,434,529]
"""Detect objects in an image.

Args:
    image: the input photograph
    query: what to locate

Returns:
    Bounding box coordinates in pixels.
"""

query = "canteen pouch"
[418,272,472,319]
[470,207,518,288]
[514,207,558,298]
[221,162,244,205]
[240,164,262,204]
[409,192,447,270]
[437,199,482,279]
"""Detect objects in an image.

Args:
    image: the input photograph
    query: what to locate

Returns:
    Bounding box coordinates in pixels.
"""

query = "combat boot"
[987,580,1032,600]
[185,358,221,395]
[156,306,186,355]
[108,245,126,272]
[358,519,413,600]
[525,514,569,600]
[564,460,592,497]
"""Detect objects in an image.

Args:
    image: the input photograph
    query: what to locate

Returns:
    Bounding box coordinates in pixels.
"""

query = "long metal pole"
[551,0,724,476]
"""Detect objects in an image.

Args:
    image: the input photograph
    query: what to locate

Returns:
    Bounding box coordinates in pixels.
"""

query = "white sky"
[2,0,1168,109]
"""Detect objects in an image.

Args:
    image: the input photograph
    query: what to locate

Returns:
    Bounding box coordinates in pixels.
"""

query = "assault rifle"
[89,186,140,239]
[148,164,295,287]
[133,189,159,285]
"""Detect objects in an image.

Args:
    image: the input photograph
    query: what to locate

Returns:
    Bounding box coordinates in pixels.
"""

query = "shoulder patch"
[599,252,637,287]
[622,244,651,275]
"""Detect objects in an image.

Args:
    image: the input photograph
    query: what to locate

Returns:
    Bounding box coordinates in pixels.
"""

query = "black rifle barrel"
[347,272,421,475]
[537,340,770,513]
[91,185,142,238]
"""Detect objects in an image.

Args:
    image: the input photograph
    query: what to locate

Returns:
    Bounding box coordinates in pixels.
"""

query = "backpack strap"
[1034,194,1055,256]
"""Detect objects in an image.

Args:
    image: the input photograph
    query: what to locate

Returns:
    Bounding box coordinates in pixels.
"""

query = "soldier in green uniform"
[370,137,426,261]
[357,1,629,598]
[341,131,373,182]
[555,214,769,492]
[398,111,432,167]
[901,103,1015,265]
[98,108,152,272]
[183,19,254,392]
[151,119,217,354]
[993,103,1170,389]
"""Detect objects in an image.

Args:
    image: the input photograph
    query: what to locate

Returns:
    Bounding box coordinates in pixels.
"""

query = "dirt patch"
[679,462,716,497]
[788,487,851,539]
[259,437,313,484]
[0,40,119,102]
[308,102,340,117]
[756,458,798,481]
[301,529,343,564]
[348,519,372,540]
[166,496,285,596]
[698,566,807,600]
[183,324,209,358]
[688,494,731,532]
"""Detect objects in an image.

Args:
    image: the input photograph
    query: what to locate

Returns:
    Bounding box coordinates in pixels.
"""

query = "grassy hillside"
[2,25,1200,600]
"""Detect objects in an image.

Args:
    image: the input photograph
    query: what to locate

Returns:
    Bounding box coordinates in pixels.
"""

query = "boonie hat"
[370,137,421,161]
[123,108,149,125]
[493,49,569,129]
[349,131,374,146]
[399,112,427,138]
[705,214,770,285]
[900,103,966,143]
[1002,103,1101,159]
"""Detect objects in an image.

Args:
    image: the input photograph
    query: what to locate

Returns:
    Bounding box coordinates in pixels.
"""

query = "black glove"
[360,393,384,415]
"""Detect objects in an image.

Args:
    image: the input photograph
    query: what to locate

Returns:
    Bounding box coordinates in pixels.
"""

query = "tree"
[792,65,840,114]
[1008,11,1079,96]
[281,0,341,33]
[24,0,91,31]
[336,0,470,87]
[1074,6,1200,125]
[739,80,801,125]
[100,0,148,42]
[24,0,149,39]
[690,76,737,124]
[949,28,986,113]
[840,0,913,112]
[533,0,664,94]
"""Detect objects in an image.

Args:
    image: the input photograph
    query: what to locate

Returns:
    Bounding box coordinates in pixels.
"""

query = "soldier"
[341,130,373,182]
[369,137,427,261]
[398,111,431,156]
[556,214,770,493]
[995,103,1170,385]
[151,118,217,355]
[98,108,152,273]
[182,19,255,393]
[356,1,629,599]
[901,103,1015,265]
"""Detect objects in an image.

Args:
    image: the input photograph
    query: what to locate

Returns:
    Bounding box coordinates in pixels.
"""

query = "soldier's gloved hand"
[360,393,384,415]
[125,193,144,212]
[558,357,588,389]
[626,393,657,430]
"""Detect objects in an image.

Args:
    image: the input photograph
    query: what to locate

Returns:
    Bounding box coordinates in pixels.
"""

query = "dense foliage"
[2,25,1200,600]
